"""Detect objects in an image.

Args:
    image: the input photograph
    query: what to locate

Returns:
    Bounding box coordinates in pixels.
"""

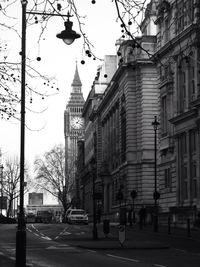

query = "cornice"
[155,24,199,59]
[170,108,198,125]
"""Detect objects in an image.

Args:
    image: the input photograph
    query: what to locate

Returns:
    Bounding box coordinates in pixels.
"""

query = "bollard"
[187,218,191,238]
[168,217,171,235]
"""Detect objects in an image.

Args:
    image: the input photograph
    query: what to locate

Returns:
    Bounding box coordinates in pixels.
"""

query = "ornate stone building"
[64,64,85,201]
[79,34,158,221]
[80,55,117,215]
[155,0,200,225]
[97,37,158,220]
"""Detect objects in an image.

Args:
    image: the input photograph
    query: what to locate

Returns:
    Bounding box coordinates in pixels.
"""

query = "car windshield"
[71,210,85,215]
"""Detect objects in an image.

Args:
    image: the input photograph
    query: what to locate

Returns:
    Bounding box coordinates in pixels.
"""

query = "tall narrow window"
[187,0,194,25]
[178,59,187,113]
[182,164,188,200]
[176,1,184,33]
[121,95,126,163]
[180,133,187,155]
[164,18,169,43]
[176,0,194,33]
[164,168,172,189]
[191,161,197,198]
[189,58,196,102]
[189,130,196,154]
[161,96,168,135]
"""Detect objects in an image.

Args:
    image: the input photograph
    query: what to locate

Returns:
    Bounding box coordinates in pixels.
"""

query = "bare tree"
[34,144,74,218]
[2,156,31,218]
[0,0,151,120]
[0,0,59,120]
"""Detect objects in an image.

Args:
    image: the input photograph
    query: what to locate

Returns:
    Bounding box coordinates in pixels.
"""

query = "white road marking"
[87,249,96,253]
[62,231,71,235]
[175,248,186,253]
[46,245,74,250]
[154,264,167,267]
[41,236,52,240]
[107,254,139,263]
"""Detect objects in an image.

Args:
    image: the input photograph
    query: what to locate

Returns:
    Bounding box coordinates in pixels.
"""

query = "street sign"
[118,224,125,246]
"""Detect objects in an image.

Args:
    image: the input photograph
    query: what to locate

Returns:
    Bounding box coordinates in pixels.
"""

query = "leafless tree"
[2,156,31,217]
[34,144,74,218]
[0,0,151,119]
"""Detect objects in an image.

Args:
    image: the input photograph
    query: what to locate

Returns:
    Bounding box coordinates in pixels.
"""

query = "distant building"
[28,192,43,205]
[80,55,117,215]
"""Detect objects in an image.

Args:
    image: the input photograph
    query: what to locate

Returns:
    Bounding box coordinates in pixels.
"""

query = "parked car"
[26,212,36,223]
[66,209,88,224]
[35,210,53,223]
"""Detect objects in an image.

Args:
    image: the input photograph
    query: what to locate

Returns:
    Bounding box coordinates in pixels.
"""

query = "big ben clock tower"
[64,63,85,200]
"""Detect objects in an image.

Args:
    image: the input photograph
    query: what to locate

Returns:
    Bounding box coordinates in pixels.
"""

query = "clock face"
[71,116,84,129]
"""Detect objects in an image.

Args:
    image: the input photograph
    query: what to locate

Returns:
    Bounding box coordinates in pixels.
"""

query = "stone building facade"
[80,56,118,216]
[79,35,158,221]
[97,37,158,220]
[155,0,200,226]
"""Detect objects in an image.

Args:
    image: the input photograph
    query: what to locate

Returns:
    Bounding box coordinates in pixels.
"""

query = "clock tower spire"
[64,62,85,203]
[71,61,82,93]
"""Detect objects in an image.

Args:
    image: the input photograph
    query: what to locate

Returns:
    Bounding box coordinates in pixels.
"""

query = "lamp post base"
[93,225,98,240]
[153,214,158,232]
[16,220,26,267]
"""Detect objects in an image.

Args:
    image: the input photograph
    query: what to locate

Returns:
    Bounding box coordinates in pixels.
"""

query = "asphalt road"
[0,223,200,266]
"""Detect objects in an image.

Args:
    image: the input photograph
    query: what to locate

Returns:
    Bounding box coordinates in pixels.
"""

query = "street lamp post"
[152,116,160,233]
[0,165,3,215]
[16,2,80,266]
[90,158,98,240]
[130,189,137,224]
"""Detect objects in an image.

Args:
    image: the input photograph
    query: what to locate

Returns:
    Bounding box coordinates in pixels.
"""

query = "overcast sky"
[0,0,144,171]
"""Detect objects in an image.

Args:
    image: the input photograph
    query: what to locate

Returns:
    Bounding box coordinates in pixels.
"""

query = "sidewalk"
[63,222,170,250]
[1,222,200,266]
[64,222,200,252]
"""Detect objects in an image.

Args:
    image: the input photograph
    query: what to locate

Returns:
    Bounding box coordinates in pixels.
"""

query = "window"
[182,164,188,200]
[176,1,184,33]
[180,69,186,112]
[121,108,126,163]
[121,95,126,163]
[189,61,196,102]
[189,130,196,154]
[161,96,168,135]
[164,18,169,43]
[176,0,194,34]
[180,133,187,155]
[164,168,172,188]
[191,161,197,198]
[186,0,194,25]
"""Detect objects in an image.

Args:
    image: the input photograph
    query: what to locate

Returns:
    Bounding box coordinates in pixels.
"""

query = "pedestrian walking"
[138,205,147,230]
[128,209,132,226]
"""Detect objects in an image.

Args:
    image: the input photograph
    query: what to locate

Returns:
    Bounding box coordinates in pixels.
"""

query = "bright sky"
[0,0,144,172]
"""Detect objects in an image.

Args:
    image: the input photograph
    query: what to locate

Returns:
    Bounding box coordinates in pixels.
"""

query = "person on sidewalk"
[96,207,102,224]
[138,205,147,230]
[128,209,133,226]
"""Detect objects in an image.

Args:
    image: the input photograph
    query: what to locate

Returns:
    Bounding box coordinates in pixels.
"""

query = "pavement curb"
[69,240,170,250]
